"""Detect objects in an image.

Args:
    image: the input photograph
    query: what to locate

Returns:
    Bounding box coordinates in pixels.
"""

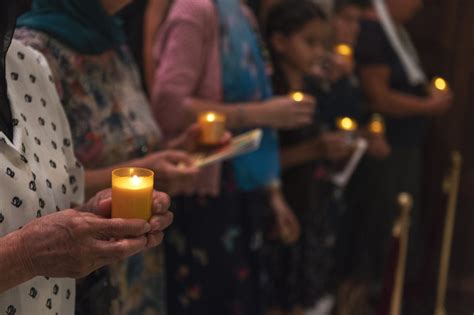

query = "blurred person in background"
[354,0,453,313]
[151,0,317,313]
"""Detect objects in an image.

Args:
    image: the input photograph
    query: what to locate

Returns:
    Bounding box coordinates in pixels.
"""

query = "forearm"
[0,232,35,294]
[280,137,324,170]
[185,98,267,129]
[372,90,430,117]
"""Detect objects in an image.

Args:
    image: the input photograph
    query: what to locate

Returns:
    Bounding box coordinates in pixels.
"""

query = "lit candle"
[336,116,358,132]
[432,76,449,92]
[291,92,305,102]
[334,44,353,62]
[198,111,226,146]
[112,168,154,221]
[369,114,385,134]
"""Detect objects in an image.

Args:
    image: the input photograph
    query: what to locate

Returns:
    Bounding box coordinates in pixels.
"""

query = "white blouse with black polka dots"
[0,40,84,315]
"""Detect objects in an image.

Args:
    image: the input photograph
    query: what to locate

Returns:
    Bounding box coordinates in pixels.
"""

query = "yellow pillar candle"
[432,76,449,92]
[112,168,154,221]
[336,116,358,132]
[334,43,353,62]
[291,92,305,102]
[198,111,226,146]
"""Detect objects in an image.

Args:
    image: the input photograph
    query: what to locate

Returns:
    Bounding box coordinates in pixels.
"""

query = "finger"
[95,236,148,262]
[95,197,112,218]
[152,191,171,215]
[96,218,151,239]
[146,232,165,248]
[149,211,174,233]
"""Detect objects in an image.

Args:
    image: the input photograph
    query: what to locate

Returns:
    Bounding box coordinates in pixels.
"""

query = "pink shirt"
[151,0,222,196]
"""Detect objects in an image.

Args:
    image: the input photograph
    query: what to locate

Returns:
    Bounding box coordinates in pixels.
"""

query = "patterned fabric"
[0,39,84,315]
[15,28,165,315]
[165,165,269,315]
[214,0,281,191]
[153,1,271,314]
[17,0,126,55]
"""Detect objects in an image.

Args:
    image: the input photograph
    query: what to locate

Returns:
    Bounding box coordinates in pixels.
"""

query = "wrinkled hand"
[18,209,151,279]
[18,190,173,280]
[141,150,199,196]
[269,189,301,245]
[320,131,353,162]
[166,123,232,152]
[79,189,173,247]
[261,95,316,130]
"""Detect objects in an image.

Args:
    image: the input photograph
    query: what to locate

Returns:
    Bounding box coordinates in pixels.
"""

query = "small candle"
[198,111,226,146]
[291,92,305,102]
[336,116,358,132]
[432,76,449,92]
[369,114,385,134]
[334,44,353,61]
[112,168,154,221]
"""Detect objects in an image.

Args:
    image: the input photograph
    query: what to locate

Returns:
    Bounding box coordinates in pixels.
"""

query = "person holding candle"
[263,0,391,313]
[0,2,173,314]
[14,0,207,313]
[354,0,453,312]
[150,0,317,313]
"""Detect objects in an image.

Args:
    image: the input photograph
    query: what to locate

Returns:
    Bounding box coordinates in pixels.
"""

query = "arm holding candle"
[0,188,173,294]
[83,149,199,198]
[183,95,316,130]
[360,65,453,117]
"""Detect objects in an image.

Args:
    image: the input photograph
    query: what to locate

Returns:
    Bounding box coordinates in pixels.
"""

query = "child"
[264,2,347,315]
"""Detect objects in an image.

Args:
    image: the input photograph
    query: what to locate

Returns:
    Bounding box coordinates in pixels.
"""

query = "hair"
[265,0,327,94]
[334,0,371,14]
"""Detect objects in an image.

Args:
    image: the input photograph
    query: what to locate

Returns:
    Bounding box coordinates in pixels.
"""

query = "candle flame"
[335,44,353,57]
[337,117,357,131]
[131,175,141,186]
[292,92,304,102]
[434,77,448,91]
[206,113,216,122]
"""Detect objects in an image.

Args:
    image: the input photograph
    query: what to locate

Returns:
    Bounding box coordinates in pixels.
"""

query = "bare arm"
[359,65,434,117]
[280,137,324,170]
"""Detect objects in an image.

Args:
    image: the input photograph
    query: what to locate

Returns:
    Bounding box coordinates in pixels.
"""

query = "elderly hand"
[16,190,173,280]
[79,188,173,247]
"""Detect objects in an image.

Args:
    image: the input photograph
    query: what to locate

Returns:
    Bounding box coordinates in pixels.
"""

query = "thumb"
[95,197,112,218]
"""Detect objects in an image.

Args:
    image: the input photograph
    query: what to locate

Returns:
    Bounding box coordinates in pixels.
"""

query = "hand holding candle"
[336,116,358,132]
[334,43,354,62]
[426,76,453,114]
[432,77,449,92]
[291,92,305,103]
[198,111,227,146]
[112,168,154,220]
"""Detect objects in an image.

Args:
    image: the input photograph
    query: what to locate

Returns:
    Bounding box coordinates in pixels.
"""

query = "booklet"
[192,129,263,168]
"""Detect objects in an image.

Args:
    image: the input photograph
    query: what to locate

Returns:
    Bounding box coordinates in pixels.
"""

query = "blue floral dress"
[15,28,165,315]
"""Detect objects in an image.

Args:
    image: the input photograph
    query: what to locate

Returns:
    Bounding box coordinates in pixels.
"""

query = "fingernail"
[144,223,151,233]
